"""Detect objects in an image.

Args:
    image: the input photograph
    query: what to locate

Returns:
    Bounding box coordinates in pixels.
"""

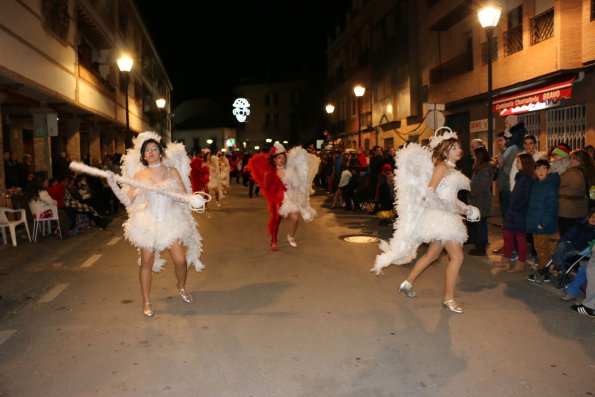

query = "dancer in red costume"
[248,142,320,251]
[189,153,210,194]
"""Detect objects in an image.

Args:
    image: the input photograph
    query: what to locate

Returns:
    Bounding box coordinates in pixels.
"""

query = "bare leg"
[442,241,464,301]
[288,212,299,238]
[139,248,154,316]
[139,248,154,304]
[405,241,444,285]
[169,241,187,290]
[169,241,192,302]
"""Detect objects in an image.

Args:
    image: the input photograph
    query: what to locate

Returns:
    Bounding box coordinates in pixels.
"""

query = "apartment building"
[326,0,595,153]
[234,78,320,151]
[0,0,172,187]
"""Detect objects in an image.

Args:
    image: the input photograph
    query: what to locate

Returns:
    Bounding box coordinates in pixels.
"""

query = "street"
[0,185,593,397]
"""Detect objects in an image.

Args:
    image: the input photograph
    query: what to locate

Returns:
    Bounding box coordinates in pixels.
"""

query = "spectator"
[525,159,561,283]
[558,149,594,237]
[569,244,595,318]
[467,147,495,256]
[494,153,536,271]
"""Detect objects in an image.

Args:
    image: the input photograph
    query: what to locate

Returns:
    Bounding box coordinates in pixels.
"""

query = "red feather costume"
[248,153,287,247]
[189,157,210,193]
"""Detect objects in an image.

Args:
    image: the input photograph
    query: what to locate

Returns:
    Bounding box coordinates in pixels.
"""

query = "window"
[592,0,595,21]
[264,94,270,106]
[531,8,554,45]
[42,0,69,42]
[273,93,279,106]
[504,6,523,56]
[273,114,279,127]
[265,114,271,127]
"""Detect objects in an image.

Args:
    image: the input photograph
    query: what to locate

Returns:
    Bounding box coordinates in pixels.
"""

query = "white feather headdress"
[428,126,458,149]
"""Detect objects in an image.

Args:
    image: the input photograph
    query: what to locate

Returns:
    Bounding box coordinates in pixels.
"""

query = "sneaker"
[542,271,551,283]
[511,252,519,261]
[570,304,595,318]
[527,272,544,283]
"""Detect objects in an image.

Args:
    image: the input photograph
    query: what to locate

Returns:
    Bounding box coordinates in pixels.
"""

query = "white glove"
[106,171,131,207]
[466,205,480,222]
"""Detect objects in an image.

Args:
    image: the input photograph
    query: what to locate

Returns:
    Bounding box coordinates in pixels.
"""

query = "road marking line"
[0,329,17,346]
[107,237,121,246]
[80,254,102,268]
[38,283,69,303]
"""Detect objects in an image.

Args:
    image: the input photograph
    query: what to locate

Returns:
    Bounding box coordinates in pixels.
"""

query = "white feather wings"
[279,147,321,222]
[372,143,433,274]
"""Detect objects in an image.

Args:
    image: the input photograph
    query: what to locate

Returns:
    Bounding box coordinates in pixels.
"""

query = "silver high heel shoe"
[398,280,417,298]
[143,302,154,317]
[287,234,297,248]
[442,299,463,314]
[179,288,193,303]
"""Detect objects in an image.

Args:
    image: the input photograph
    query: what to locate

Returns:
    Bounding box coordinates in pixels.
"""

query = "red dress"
[189,157,210,193]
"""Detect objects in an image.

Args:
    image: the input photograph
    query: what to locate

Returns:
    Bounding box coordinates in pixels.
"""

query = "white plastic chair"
[28,201,62,241]
[0,207,32,247]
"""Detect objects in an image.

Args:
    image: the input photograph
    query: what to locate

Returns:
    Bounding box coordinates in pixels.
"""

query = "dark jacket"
[504,171,535,232]
[560,215,595,250]
[468,164,495,217]
[526,173,560,234]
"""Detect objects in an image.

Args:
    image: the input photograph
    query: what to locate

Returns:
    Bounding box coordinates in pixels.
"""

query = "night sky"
[136,1,351,108]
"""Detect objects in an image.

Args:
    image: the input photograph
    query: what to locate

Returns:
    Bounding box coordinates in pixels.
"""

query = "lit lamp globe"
[325,104,335,114]
[155,98,166,109]
[478,6,501,28]
[353,85,365,97]
[117,55,133,72]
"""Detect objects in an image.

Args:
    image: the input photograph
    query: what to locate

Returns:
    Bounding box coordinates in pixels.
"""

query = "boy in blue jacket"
[526,159,561,283]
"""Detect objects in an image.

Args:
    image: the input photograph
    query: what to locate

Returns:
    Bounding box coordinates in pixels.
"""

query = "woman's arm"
[422,163,459,213]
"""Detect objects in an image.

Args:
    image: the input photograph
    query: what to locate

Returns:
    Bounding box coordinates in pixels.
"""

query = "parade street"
[0,185,593,397]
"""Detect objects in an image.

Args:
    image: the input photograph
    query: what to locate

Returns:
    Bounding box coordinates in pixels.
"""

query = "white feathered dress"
[372,143,470,274]
[120,133,204,273]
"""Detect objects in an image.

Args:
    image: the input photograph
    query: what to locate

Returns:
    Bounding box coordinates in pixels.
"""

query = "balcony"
[429,50,473,85]
[504,25,523,56]
[531,8,554,45]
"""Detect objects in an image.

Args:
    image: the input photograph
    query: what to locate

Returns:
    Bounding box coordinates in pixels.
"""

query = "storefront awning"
[493,77,575,116]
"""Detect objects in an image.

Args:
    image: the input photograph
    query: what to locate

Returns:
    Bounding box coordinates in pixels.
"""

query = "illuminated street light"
[353,85,366,148]
[478,5,501,156]
[117,54,133,144]
[325,104,335,114]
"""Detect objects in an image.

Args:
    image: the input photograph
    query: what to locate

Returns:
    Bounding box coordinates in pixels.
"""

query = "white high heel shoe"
[442,299,463,314]
[179,288,193,303]
[398,280,417,298]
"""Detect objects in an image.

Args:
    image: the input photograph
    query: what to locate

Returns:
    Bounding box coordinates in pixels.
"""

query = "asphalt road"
[0,184,593,397]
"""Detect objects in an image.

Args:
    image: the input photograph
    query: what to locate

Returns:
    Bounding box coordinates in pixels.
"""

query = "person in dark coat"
[525,160,561,282]
[467,147,495,256]
[494,153,536,271]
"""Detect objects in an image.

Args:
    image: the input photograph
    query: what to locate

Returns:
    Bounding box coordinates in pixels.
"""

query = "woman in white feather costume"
[372,128,480,314]
[106,131,203,317]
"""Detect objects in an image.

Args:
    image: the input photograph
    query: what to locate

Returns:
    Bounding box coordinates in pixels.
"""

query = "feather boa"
[279,147,318,221]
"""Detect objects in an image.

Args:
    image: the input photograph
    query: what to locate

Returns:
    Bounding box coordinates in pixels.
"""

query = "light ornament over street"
[232,98,251,122]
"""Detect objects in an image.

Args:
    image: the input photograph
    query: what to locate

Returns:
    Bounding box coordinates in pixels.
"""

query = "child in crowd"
[525,159,560,283]
[552,208,595,274]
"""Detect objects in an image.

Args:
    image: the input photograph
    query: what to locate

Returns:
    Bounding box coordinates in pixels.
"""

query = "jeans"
[504,230,527,261]
[565,264,587,298]
[552,241,574,271]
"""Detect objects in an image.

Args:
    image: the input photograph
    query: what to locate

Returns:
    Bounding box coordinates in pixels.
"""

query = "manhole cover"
[343,235,379,243]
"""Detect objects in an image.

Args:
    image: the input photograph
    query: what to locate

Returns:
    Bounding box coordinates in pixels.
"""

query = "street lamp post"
[155,97,166,136]
[353,85,365,149]
[478,6,501,156]
[117,54,133,145]
[325,103,335,138]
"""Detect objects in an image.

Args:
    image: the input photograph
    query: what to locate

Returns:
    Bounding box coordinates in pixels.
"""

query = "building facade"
[0,0,172,189]
[326,0,595,153]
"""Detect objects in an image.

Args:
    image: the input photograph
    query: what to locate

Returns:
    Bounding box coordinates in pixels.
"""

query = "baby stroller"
[554,243,593,289]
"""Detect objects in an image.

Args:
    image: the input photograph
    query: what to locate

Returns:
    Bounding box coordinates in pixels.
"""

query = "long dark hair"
[570,149,595,188]
[140,139,165,166]
[472,147,491,174]
[518,153,536,179]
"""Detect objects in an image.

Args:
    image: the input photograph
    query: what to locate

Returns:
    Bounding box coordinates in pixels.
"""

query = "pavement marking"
[106,237,121,246]
[80,254,102,268]
[0,329,17,346]
[38,283,69,304]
